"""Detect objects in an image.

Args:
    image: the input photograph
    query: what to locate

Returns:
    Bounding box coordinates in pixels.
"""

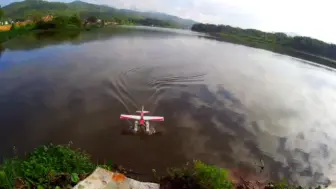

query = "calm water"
[1,26,336,187]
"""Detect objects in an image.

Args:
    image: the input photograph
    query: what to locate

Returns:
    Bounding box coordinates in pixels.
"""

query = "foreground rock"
[73,167,159,189]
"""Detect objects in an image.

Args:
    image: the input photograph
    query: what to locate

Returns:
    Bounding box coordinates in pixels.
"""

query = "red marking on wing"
[120,114,141,120]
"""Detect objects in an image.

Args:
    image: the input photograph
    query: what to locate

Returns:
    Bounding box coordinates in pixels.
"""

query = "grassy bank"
[0,144,323,189]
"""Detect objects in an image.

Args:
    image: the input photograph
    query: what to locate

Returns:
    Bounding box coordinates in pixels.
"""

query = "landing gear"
[145,121,150,133]
[133,120,139,133]
[122,121,161,136]
[131,120,155,135]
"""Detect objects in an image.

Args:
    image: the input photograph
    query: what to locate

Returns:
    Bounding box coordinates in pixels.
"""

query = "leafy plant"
[0,143,96,188]
[193,160,232,189]
[164,160,232,189]
[71,173,80,183]
[0,157,23,188]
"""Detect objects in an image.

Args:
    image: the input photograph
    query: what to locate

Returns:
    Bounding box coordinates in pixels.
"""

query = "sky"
[2,0,336,44]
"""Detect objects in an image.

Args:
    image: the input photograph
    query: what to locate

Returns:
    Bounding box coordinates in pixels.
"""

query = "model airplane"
[120,106,164,134]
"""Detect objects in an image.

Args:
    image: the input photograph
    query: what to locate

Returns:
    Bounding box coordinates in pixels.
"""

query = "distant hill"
[2,0,198,28]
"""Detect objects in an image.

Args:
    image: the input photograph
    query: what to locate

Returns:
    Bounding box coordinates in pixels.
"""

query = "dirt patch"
[229,168,269,189]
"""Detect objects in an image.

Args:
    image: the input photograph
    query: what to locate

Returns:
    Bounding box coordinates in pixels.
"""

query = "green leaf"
[55,186,61,189]
[107,160,113,167]
[71,173,80,183]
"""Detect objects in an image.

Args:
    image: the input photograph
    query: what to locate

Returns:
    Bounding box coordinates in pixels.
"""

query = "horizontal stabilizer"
[136,111,149,114]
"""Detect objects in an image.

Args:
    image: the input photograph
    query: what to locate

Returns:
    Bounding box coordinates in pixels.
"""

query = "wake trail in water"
[104,65,206,115]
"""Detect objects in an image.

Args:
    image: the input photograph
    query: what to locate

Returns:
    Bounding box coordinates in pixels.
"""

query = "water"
[1,26,336,187]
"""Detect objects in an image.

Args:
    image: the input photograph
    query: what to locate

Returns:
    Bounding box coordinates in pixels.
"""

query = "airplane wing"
[120,114,141,120]
[143,116,164,121]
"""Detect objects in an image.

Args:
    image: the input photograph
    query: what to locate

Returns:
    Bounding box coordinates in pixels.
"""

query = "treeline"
[131,18,175,27]
[191,23,336,60]
[0,14,85,43]
[78,12,176,27]
[2,0,193,28]
[34,15,82,30]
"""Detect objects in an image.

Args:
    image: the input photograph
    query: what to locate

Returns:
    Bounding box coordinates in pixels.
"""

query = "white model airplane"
[120,106,164,134]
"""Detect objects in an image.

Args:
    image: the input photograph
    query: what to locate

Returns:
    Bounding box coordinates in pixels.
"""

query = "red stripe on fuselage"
[140,111,145,125]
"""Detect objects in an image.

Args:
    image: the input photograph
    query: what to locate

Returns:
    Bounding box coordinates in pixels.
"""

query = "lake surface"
[1,26,336,187]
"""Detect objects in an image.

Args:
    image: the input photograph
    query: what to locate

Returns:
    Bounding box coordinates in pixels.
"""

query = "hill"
[2,0,198,28]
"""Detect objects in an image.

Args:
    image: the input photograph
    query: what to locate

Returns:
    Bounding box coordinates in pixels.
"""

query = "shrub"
[163,160,233,189]
[0,143,96,188]
[193,160,232,189]
[34,15,82,30]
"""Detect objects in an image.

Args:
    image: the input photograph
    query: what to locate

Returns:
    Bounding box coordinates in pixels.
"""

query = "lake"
[0,26,336,187]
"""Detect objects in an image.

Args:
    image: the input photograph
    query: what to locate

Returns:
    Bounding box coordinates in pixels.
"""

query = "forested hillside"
[2,0,197,28]
[192,23,336,61]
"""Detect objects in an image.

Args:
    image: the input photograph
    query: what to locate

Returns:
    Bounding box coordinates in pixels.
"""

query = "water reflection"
[0,26,335,187]
[0,44,4,58]
[3,27,200,52]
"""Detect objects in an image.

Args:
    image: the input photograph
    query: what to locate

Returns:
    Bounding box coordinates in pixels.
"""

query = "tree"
[69,14,82,27]
[0,6,4,20]
[30,11,42,22]
[86,16,97,23]
[191,23,336,61]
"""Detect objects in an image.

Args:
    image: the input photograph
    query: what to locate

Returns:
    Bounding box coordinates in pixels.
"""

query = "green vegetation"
[2,0,196,29]
[0,144,326,189]
[0,144,97,188]
[191,23,336,68]
[0,6,4,20]
[35,15,82,30]
[0,14,99,43]
[0,24,35,43]
[0,0,196,43]
[161,160,233,189]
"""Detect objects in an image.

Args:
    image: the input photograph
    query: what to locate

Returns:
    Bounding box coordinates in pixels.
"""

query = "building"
[42,15,54,22]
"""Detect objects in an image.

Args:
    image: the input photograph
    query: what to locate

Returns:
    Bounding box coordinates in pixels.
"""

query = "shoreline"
[3,25,336,72]
[198,32,336,70]
[0,143,324,189]
[0,25,105,44]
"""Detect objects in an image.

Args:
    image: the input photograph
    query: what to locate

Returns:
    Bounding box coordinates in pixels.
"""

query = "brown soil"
[229,168,269,189]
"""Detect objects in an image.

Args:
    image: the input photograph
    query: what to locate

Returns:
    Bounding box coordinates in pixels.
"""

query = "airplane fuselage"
[139,111,145,126]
